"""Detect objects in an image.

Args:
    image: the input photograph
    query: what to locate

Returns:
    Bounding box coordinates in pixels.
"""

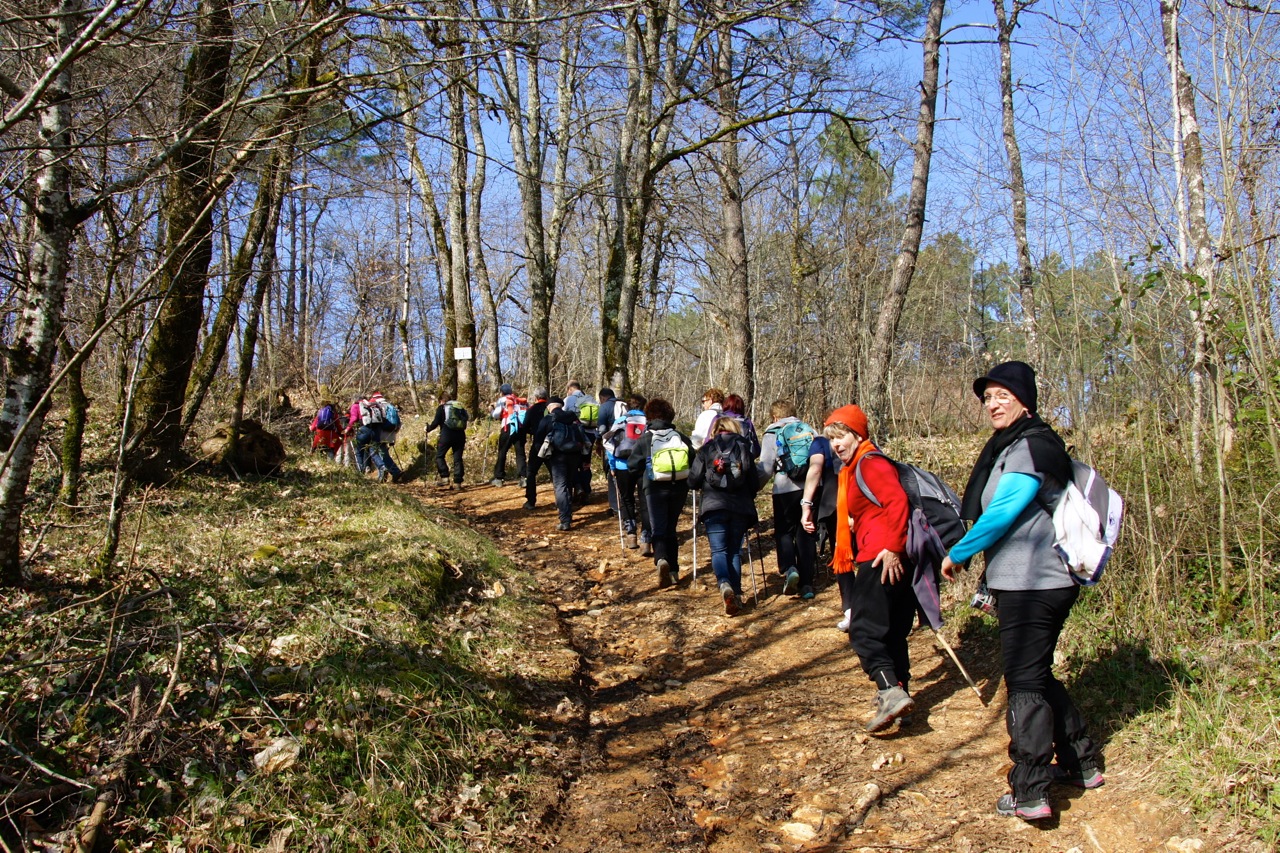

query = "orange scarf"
[832,439,879,574]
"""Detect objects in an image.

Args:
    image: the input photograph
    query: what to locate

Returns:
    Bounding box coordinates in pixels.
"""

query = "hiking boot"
[377,470,389,484]
[657,559,673,589]
[800,585,815,600]
[996,794,1052,821]
[836,609,852,632]
[866,685,915,732]
[782,569,800,595]
[640,539,653,557]
[489,478,504,487]
[557,522,571,531]
[1052,765,1104,790]
[436,477,450,488]
[721,583,740,616]
[451,482,462,491]
[522,501,535,510]
[519,477,527,488]
[624,533,638,549]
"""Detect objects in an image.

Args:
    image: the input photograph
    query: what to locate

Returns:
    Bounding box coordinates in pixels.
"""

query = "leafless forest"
[1,0,1278,844]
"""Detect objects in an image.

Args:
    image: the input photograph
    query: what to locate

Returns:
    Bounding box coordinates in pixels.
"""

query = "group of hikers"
[307,392,406,482]
[308,361,1105,823]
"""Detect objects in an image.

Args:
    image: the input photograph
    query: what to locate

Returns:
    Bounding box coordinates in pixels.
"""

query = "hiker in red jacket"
[824,404,916,734]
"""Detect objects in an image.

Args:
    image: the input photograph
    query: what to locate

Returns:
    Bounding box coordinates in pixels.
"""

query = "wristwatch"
[800,499,814,507]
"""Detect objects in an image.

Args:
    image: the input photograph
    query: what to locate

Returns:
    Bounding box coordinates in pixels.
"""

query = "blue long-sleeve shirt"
[947,472,1041,564]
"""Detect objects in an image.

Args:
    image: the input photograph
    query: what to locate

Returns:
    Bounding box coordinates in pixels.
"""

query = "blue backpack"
[381,401,401,432]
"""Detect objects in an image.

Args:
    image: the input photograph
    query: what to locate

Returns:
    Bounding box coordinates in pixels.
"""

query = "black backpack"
[549,419,588,454]
[702,434,754,491]
[854,450,966,549]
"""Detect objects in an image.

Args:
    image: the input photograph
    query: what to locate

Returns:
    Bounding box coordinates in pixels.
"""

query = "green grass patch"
[0,455,556,851]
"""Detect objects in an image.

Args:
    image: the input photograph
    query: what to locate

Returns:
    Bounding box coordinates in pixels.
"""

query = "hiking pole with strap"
[744,524,759,606]
[690,490,699,587]
[752,523,770,593]
[480,417,493,485]
[933,628,986,706]
[608,466,625,550]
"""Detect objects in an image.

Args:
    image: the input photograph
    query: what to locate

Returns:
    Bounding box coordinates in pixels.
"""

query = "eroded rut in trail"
[417,480,1246,853]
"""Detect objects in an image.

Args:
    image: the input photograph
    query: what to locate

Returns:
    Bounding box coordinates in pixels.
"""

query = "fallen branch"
[0,782,81,809]
[0,736,92,790]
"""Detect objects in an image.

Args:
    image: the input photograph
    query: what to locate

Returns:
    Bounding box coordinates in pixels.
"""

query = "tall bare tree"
[862,0,945,428]
[992,0,1039,364]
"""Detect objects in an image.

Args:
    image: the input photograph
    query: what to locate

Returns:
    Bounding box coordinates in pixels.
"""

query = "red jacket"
[846,450,909,562]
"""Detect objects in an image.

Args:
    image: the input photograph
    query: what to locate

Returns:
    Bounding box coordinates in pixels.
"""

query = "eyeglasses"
[982,392,1017,406]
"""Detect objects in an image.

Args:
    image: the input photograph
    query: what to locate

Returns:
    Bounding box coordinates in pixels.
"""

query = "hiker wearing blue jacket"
[603,395,651,552]
[941,361,1102,823]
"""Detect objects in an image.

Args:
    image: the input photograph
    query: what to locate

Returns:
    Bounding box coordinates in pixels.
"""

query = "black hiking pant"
[434,429,465,483]
[494,426,526,481]
[613,466,650,540]
[772,490,816,589]
[524,453,545,505]
[645,481,689,574]
[994,586,1099,802]
[548,453,581,525]
[848,558,918,691]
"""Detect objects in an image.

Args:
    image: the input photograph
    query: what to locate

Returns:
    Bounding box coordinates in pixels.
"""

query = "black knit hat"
[973,361,1037,412]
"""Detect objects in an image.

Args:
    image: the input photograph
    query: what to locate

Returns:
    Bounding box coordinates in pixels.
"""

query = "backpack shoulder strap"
[853,450,888,508]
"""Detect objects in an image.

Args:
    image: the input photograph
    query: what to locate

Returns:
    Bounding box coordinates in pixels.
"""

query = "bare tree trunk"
[446,14,477,409]
[466,91,501,392]
[0,0,82,583]
[130,0,233,477]
[1161,0,1221,476]
[180,145,289,437]
[861,0,945,429]
[227,214,280,470]
[399,178,421,411]
[993,0,1038,364]
[713,14,754,403]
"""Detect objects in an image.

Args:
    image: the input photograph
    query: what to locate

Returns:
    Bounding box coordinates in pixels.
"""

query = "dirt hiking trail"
[414,478,1247,853]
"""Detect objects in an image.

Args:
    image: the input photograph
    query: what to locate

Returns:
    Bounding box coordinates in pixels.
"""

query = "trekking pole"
[933,628,986,706]
[609,467,625,550]
[480,418,492,485]
[744,525,759,606]
[690,490,698,587]
[753,524,771,589]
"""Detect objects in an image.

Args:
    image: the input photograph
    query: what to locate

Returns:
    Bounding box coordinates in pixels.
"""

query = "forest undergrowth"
[0,448,561,851]
[1,421,1277,849]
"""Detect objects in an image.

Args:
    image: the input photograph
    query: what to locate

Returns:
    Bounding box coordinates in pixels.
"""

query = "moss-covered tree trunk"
[129,0,233,481]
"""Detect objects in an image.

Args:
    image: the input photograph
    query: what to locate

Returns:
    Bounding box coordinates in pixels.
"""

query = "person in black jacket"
[531,398,587,530]
[519,387,551,509]
[626,398,694,589]
[689,417,761,615]
[423,394,469,488]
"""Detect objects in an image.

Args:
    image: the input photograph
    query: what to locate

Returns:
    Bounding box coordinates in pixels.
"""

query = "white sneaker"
[836,609,852,632]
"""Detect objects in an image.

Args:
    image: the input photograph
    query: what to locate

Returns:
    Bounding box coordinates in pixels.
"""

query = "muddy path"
[414,478,1245,852]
